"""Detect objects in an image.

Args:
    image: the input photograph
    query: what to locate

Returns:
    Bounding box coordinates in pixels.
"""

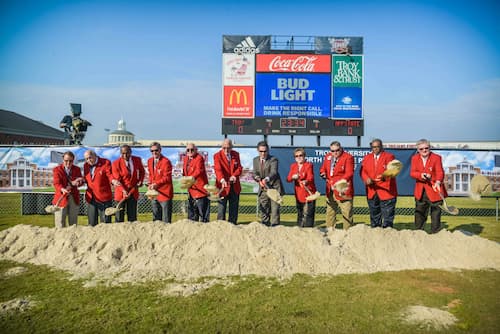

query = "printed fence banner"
[0,146,498,196]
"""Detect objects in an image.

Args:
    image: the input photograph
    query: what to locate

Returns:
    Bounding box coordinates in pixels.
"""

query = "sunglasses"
[418,147,430,151]
[331,149,341,152]
[294,154,304,158]
[259,150,267,153]
[186,148,195,152]
[150,149,159,152]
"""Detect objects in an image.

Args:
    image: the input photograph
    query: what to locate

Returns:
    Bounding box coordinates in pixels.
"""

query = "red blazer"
[319,151,354,200]
[147,155,173,201]
[213,149,243,197]
[360,151,398,200]
[410,152,447,202]
[52,164,82,207]
[112,155,145,201]
[287,162,317,203]
[84,157,113,203]
[183,153,208,199]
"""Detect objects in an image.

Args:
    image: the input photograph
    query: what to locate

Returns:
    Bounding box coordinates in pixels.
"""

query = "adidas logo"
[233,37,260,55]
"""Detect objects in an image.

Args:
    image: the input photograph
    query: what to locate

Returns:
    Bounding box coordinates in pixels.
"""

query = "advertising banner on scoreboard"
[255,73,331,118]
[223,86,254,118]
[223,35,271,54]
[256,54,331,73]
[315,36,363,54]
[222,53,255,86]
[333,55,362,88]
[332,87,362,118]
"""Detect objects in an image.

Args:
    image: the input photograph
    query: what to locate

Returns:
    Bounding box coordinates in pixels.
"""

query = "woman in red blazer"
[287,148,317,227]
[410,139,447,233]
[52,151,84,228]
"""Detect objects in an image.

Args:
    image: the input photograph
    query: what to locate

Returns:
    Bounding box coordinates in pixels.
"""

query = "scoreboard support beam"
[357,136,361,147]
[317,136,321,147]
[290,135,294,146]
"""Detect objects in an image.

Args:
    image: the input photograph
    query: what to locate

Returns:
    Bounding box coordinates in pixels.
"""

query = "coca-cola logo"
[268,56,318,72]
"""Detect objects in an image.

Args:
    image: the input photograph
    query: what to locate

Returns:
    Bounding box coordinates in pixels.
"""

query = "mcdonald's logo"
[229,89,248,105]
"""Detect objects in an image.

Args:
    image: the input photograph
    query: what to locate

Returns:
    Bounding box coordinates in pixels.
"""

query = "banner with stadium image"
[0,146,498,197]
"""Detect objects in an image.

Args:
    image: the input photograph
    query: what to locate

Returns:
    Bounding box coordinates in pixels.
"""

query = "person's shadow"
[449,223,484,236]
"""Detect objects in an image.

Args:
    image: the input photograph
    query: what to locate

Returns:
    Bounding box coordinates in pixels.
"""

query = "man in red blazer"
[319,141,354,229]
[52,151,84,228]
[83,150,113,226]
[360,139,398,228]
[287,148,317,227]
[410,139,447,233]
[183,143,209,222]
[147,142,173,223]
[111,144,145,222]
[213,139,242,224]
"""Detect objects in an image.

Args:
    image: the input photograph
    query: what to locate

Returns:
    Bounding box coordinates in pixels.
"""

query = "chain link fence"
[0,192,497,218]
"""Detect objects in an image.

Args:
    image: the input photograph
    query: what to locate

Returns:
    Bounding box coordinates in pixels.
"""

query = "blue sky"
[1,0,499,147]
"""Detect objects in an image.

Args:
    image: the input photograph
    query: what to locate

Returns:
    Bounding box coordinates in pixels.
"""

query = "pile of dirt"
[0,220,499,284]
[402,305,458,330]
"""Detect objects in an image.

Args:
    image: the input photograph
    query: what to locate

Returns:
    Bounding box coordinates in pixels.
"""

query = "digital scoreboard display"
[222,118,363,136]
[222,35,364,137]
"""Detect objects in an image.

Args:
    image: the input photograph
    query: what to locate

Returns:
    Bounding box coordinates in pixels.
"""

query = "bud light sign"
[255,73,331,118]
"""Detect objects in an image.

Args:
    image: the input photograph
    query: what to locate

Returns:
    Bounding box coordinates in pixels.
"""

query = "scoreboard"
[222,35,364,137]
[222,118,363,136]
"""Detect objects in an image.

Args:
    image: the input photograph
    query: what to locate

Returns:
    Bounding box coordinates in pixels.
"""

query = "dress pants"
[54,195,79,228]
[217,186,239,224]
[325,192,353,230]
[87,199,112,226]
[367,195,396,228]
[296,200,315,227]
[258,191,280,226]
[188,195,210,222]
[115,197,138,222]
[415,190,442,234]
[152,199,172,223]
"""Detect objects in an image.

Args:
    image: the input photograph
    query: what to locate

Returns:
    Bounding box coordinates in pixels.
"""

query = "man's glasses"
[418,147,430,151]
[295,154,304,158]
[331,149,341,152]
[186,148,195,152]
[150,149,159,152]
[259,150,267,153]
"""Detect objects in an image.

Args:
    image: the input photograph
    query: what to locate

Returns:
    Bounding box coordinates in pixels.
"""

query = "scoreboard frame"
[222,35,364,138]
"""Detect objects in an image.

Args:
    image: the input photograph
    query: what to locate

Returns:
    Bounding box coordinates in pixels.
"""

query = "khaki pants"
[54,196,79,228]
[325,192,353,230]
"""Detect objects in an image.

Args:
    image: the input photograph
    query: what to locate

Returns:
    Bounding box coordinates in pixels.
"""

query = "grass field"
[1,194,499,333]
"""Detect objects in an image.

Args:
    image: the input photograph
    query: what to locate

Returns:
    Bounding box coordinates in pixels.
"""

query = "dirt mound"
[0,221,499,283]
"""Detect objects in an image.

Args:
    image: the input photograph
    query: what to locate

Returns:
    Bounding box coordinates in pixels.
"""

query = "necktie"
[330,158,337,176]
[374,155,379,169]
[227,154,231,164]
[154,159,158,170]
[260,159,265,177]
[90,165,96,179]
[127,161,131,176]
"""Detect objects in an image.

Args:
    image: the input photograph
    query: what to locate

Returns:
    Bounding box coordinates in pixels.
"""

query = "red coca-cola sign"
[256,54,331,73]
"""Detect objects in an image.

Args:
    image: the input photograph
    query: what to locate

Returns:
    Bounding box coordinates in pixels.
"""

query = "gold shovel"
[438,192,459,215]
[44,193,68,214]
[105,196,128,216]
